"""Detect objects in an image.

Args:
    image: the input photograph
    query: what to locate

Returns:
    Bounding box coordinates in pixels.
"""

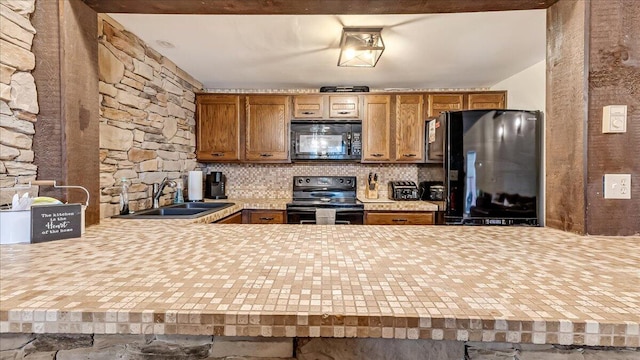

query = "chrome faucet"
[153,177,177,208]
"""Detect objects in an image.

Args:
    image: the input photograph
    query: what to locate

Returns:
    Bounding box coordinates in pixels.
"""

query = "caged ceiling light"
[337,27,385,67]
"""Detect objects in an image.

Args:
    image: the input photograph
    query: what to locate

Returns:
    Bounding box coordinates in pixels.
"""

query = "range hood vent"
[320,86,369,93]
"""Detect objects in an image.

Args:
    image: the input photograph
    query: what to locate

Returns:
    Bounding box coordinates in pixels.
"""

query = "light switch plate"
[602,105,627,133]
[603,174,631,199]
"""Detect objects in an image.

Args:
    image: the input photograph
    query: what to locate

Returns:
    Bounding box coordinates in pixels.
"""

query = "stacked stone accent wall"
[0,0,38,205]
[98,15,203,218]
[1,334,637,359]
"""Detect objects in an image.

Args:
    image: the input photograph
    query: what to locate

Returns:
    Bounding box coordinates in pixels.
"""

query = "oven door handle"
[287,207,363,213]
[298,220,351,225]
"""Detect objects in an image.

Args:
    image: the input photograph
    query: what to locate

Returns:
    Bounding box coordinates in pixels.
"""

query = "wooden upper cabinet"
[196,95,242,162]
[362,95,391,162]
[328,95,360,118]
[245,96,290,162]
[395,95,424,162]
[293,95,324,119]
[428,93,464,117]
[467,92,506,110]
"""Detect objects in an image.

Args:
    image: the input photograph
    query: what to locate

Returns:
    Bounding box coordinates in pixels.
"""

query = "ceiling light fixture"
[337,27,385,68]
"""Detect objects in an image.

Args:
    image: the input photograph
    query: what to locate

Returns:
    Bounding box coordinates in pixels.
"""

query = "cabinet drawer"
[365,212,434,225]
[244,210,286,224]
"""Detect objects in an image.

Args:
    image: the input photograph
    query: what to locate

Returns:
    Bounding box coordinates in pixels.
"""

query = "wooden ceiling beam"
[81,0,559,15]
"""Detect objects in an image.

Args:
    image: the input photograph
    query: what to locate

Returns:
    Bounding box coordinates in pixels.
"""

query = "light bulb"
[344,48,356,60]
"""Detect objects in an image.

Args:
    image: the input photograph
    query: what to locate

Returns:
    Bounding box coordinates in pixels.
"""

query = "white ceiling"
[109,11,546,91]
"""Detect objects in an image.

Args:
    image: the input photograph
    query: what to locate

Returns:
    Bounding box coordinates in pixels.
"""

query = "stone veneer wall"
[97,15,203,218]
[1,334,637,359]
[0,0,38,205]
[202,163,444,200]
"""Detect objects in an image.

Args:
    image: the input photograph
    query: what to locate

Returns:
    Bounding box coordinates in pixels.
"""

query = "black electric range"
[286,176,364,224]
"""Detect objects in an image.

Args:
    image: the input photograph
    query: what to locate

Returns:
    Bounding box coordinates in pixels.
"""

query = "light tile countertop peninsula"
[1,209,638,348]
[188,198,441,224]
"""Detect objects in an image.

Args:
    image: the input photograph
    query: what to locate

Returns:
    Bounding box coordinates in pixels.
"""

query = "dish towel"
[315,208,336,225]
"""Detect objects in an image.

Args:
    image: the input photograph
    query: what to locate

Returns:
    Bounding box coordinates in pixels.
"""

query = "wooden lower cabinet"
[214,212,243,224]
[365,211,435,225]
[242,210,286,224]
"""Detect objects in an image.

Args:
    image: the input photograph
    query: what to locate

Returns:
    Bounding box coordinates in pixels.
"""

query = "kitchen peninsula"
[1,218,638,358]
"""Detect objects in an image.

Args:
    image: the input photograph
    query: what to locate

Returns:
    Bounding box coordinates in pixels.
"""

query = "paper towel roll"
[188,171,203,201]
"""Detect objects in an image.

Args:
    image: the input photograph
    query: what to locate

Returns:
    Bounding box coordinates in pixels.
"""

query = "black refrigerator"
[437,109,542,225]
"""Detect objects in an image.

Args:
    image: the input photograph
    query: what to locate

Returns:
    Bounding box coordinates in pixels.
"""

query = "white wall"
[491,60,546,111]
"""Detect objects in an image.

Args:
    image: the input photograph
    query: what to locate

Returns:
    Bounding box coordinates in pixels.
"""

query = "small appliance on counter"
[388,181,420,201]
[419,181,445,201]
[205,171,227,199]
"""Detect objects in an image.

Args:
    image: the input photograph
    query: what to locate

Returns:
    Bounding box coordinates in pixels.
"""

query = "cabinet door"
[362,95,391,162]
[243,210,286,224]
[246,96,290,162]
[196,95,241,161]
[329,95,359,118]
[428,94,464,117]
[215,212,242,224]
[293,95,324,119]
[365,211,434,225]
[467,92,506,109]
[395,95,424,162]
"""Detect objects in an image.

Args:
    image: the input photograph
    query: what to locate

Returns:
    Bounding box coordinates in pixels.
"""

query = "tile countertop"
[188,198,442,224]
[1,221,639,347]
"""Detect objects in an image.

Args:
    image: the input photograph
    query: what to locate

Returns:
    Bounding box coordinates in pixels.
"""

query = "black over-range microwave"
[290,120,362,161]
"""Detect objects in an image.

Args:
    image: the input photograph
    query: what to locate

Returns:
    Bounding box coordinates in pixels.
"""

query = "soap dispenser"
[174,181,184,204]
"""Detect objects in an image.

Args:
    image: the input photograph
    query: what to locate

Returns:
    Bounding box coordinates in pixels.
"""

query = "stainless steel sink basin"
[114,202,235,219]
[174,202,235,210]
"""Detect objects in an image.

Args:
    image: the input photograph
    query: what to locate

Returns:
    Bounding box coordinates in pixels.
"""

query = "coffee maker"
[205,172,227,199]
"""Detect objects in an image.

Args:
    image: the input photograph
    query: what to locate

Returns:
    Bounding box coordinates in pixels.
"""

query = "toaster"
[388,181,420,201]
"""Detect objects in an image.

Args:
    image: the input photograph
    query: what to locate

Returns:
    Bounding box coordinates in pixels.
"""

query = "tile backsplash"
[200,163,444,199]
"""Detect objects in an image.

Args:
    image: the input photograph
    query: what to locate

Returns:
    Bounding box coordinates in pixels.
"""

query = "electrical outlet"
[603,174,631,199]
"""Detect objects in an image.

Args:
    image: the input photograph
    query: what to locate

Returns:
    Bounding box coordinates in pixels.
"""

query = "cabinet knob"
[259,153,273,157]
[371,153,383,157]
[403,153,417,157]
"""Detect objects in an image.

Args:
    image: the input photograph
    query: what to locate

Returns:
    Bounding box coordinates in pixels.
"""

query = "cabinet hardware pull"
[371,153,383,157]
[212,152,223,156]
[301,111,315,115]
[259,217,274,221]
[259,153,273,157]
[392,218,408,222]
[403,153,417,157]
[337,111,350,115]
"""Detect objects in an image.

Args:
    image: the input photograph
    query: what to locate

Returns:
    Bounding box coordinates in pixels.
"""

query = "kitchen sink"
[173,202,235,210]
[114,202,235,219]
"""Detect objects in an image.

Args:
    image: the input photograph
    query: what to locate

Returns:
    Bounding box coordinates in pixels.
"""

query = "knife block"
[365,183,379,199]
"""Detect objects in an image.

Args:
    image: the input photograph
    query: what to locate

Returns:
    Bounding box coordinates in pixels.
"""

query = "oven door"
[286,208,364,225]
